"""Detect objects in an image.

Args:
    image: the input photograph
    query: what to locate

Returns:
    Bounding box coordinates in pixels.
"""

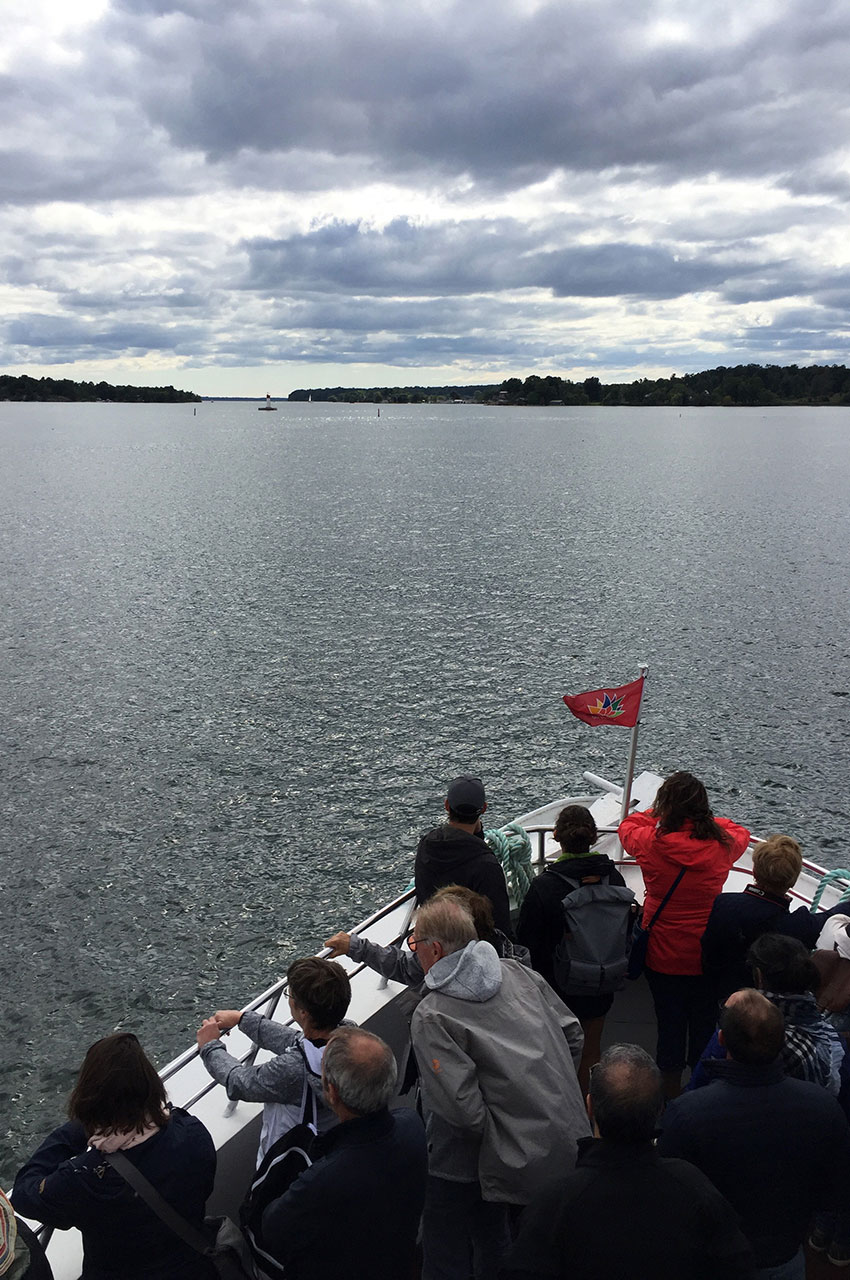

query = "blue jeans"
[422,1175,511,1280]
[756,1247,805,1279]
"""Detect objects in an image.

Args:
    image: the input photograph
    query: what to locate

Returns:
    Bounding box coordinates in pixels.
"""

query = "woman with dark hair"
[619,772,750,1097]
[517,805,631,1091]
[12,1033,216,1280]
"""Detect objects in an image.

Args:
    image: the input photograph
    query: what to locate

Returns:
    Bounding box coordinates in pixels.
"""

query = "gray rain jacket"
[411,941,590,1204]
[200,1011,344,1162]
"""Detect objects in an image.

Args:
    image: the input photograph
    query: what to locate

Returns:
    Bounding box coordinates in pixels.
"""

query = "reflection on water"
[2,400,849,1179]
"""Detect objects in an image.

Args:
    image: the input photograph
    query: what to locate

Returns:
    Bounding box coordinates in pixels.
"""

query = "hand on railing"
[196,1017,223,1048]
[214,1010,243,1034]
[324,932,351,957]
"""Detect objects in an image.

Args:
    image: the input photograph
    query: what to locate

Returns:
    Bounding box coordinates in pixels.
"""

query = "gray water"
[2,400,850,1181]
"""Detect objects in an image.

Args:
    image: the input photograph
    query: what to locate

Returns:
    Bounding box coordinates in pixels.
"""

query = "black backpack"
[240,1049,318,1279]
[552,871,637,997]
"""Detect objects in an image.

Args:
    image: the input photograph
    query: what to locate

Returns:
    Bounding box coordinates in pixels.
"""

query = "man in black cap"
[414,775,512,935]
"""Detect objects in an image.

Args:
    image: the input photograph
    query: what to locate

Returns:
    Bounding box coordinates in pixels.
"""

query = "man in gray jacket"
[196,956,351,1164]
[410,896,589,1280]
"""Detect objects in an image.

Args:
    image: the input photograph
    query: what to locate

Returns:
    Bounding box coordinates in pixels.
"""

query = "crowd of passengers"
[8,771,850,1280]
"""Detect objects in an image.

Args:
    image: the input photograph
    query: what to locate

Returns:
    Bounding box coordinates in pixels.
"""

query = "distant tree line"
[289,364,850,407]
[288,383,490,404]
[0,374,200,403]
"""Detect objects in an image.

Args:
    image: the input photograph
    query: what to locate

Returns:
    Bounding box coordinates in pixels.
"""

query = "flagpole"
[620,663,648,822]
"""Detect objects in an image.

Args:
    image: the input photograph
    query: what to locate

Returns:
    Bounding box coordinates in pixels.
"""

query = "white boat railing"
[26,766,850,1276]
[520,821,850,917]
[160,886,418,1112]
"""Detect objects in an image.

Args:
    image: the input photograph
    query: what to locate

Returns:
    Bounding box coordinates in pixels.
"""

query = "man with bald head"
[261,1027,427,1280]
[500,1044,754,1278]
[659,988,850,1278]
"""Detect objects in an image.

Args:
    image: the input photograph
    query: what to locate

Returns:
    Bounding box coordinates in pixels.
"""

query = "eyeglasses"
[407,933,433,952]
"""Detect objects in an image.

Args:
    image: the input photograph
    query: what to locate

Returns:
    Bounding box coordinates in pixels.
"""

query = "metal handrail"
[160,886,417,1087]
[522,822,625,868]
[165,888,419,1114]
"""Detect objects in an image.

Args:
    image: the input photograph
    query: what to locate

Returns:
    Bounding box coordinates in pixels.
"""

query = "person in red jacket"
[619,772,750,1098]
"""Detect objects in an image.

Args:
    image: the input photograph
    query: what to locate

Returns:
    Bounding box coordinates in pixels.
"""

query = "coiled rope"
[811,869,850,912]
[485,822,534,905]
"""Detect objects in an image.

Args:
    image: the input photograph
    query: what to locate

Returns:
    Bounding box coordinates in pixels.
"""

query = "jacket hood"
[424,940,502,1001]
[416,824,490,870]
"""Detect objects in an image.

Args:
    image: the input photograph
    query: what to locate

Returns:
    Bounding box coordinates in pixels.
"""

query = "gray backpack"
[553,873,637,996]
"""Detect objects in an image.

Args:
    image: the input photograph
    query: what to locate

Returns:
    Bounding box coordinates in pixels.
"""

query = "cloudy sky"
[3,0,850,395]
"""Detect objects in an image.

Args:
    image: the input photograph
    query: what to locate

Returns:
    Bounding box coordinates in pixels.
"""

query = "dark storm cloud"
[244,217,770,301]
[3,0,850,381]
[3,0,849,205]
[94,0,850,193]
[5,313,208,360]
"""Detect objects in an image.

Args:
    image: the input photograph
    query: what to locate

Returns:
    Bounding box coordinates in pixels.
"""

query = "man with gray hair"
[410,895,587,1279]
[501,1044,755,1278]
[261,1027,427,1280]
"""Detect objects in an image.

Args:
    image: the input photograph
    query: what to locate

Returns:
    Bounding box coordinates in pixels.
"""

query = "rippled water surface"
[2,400,849,1179]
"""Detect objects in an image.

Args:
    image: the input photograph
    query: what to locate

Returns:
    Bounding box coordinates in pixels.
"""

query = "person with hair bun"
[619,772,750,1097]
[12,1033,216,1280]
[517,804,629,1090]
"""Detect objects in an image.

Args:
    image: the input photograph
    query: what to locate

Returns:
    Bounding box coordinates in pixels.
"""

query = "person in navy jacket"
[262,1027,427,1280]
[701,833,846,1002]
[12,1033,216,1280]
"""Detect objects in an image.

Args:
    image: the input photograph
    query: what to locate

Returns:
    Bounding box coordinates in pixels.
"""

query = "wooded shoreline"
[1,374,200,403]
[288,363,850,406]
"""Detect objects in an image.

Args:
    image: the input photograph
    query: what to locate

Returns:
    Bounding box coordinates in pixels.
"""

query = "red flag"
[563,676,645,728]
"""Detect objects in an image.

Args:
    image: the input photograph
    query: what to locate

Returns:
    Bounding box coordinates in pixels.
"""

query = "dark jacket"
[516,853,626,993]
[261,1107,427,1280]
[499,1136,755,1279]
[11,1110,216,1280]
[687,991,844,1095]
[415,824,512,935]
[701,885,843,1001]
[658,1058,850,1268]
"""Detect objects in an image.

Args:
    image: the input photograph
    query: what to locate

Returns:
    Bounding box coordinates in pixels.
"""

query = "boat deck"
[31,769,850,1278]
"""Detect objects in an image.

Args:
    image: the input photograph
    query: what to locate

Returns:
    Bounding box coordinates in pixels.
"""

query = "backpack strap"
[298,1041,319,1131]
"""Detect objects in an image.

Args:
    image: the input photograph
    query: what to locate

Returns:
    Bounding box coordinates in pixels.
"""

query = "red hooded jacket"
[619,811,750,974]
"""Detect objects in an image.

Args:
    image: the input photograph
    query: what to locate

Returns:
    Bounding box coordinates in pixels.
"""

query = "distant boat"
[258,393,277,412]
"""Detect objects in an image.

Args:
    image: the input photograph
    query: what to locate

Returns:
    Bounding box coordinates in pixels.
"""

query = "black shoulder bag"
[627,867,687,981]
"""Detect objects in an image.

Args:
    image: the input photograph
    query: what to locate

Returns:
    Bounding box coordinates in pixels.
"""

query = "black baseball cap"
[446,775,486,818]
